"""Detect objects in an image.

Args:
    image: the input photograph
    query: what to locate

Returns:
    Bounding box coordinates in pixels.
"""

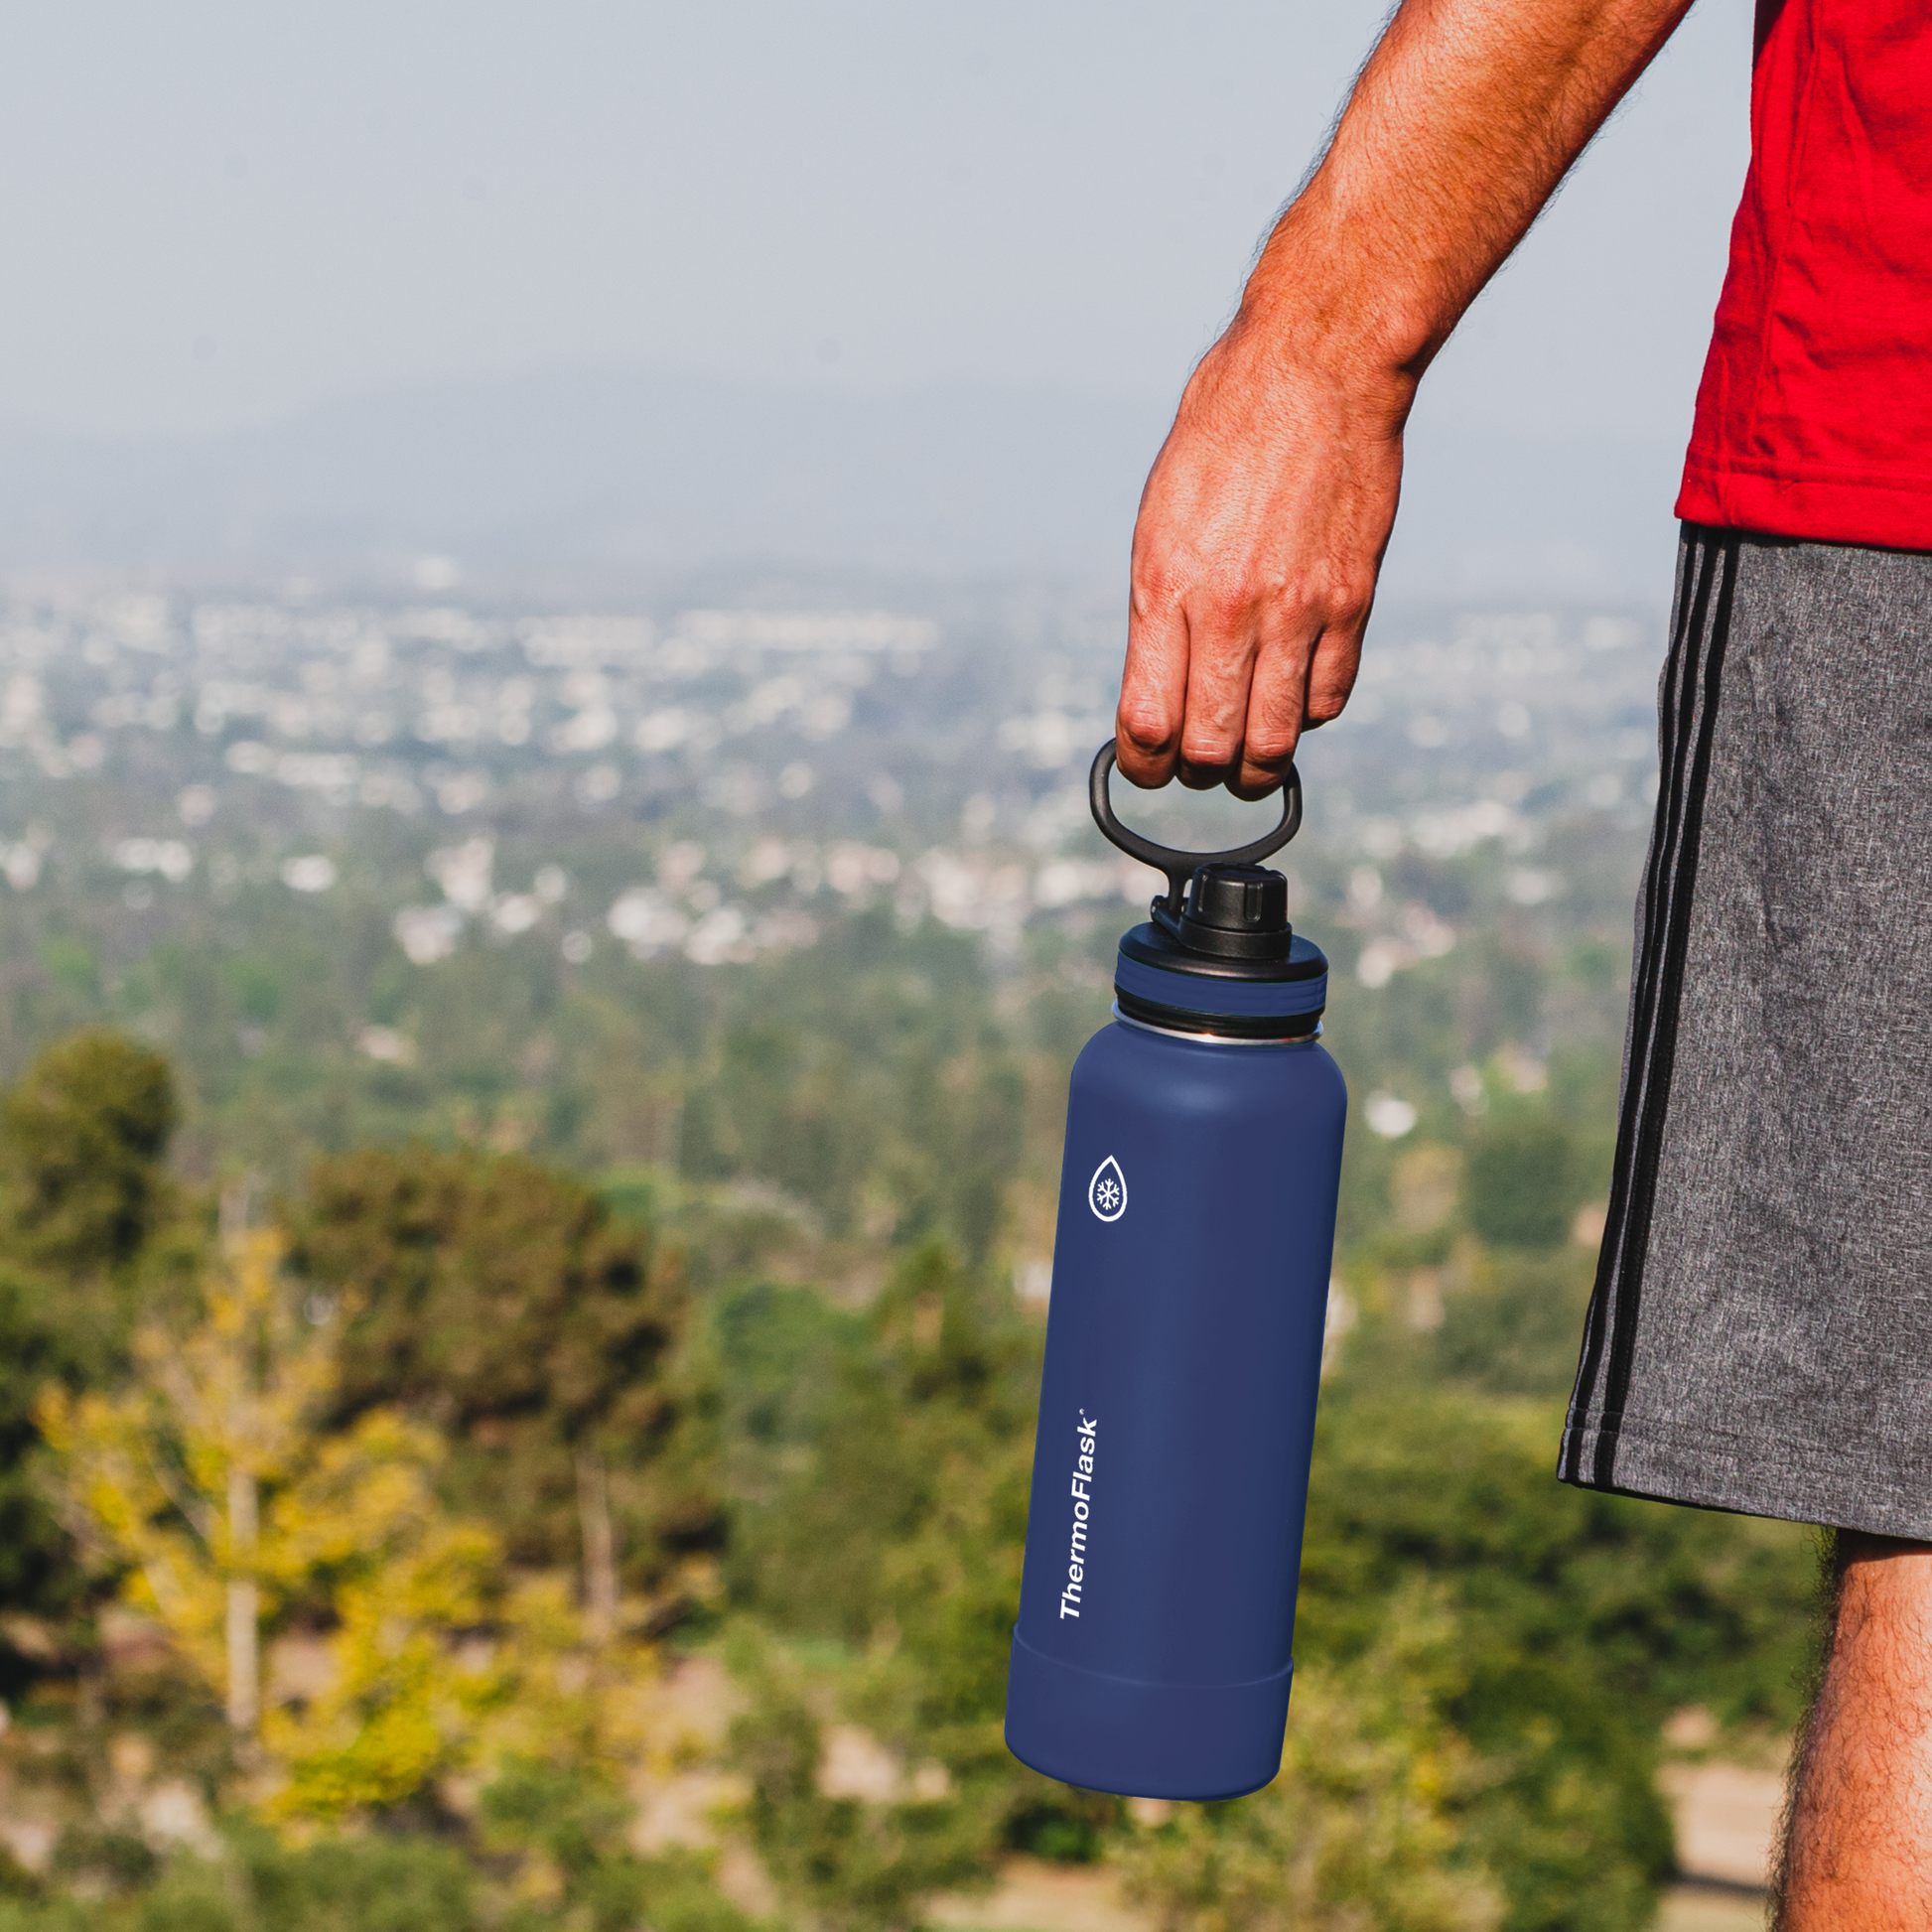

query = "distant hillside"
[0,366,1685,601]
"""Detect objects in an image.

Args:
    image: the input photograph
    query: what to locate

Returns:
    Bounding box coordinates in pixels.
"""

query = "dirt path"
[1662,1759,1782,1891]
[1655,1885,1766,1932]
[929,1862,1767,1932]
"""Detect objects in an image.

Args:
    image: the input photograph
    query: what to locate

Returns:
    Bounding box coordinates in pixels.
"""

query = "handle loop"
[1088,740,1302,915]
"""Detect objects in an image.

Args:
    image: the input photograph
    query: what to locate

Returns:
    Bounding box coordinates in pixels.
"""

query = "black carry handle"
[1088,739,1302,915]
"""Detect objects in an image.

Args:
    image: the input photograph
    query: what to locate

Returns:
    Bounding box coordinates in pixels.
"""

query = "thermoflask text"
[1004,742,1347,1802]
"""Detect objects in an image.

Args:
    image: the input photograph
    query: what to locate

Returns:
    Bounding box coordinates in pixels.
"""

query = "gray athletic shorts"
[1562,524,1932,1538]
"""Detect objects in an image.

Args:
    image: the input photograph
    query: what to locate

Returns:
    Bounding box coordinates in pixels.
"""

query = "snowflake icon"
[1087,1156,1129,1223]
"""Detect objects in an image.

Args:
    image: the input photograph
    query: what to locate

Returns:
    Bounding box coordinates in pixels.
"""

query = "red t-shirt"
[1677,0,1932,548]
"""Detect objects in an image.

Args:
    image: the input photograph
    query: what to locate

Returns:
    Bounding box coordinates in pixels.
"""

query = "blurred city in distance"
[0,573,1661,1063]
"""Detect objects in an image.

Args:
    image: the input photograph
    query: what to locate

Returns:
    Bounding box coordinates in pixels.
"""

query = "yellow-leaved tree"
[41,1228,655,1826]
[42,1229,338,1736]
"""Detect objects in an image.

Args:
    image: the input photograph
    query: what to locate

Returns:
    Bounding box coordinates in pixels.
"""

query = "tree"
[41,1230,357,1737]
[725,1245,1060,1926]
[0,1031,177,1283]
[673,908,1030,1261]
[729,1626,993,1932]
[284,1147,721,1612]
[0,1262,100,1626]
[1463,1113,1579,1250]
[1116,1587,1502,1932]
[0,1034,185,1631]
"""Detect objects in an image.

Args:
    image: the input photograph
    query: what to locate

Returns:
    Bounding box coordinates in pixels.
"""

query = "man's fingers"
[1227,590,1370,795]
[1305,618,1367,727]
[1116,585,1191,788]
[1222,615,1311,797]
[1125,591,1363,799]
[1173,578,1275,789]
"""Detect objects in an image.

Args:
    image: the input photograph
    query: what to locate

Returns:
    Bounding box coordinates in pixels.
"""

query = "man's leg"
[1776,1533,1932,1927]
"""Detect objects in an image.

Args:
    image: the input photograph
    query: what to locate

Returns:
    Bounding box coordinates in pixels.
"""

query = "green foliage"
[1308,1390,1815,1735]
[1429,1247,1597,1398]
[0,1033,186,1631]
[0,1828,479,1932]
[0,1767,760,1932]
[1117,1588,1501,1932]
[0,1902,87,1932]
[286,1144,722,1587]
[707,1281,868,1517]
[0,1032,176,1280]
[730,1629,993,1932]
[52,1823,160,1892]
[482,1758,762,1932]
[729,1243,1035,1652]
[235,1827,479,1932]
[676,911,1028,1259]
[1297,1388,1813,1930]
[722,1246,1071,1925]
[1464,1113,1582,1251]
[0,1847,40,1902]
[0,1262,102,1623]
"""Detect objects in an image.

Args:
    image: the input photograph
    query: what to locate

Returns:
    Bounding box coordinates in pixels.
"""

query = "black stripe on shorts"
[1563,526,1738,1489]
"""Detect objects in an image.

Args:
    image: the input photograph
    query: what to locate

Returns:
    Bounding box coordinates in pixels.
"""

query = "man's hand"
[1122,309,1407,798]
[1116,0,1696,797]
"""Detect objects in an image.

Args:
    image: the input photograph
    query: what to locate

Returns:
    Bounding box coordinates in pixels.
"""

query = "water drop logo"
[1088,1155,1128,1223]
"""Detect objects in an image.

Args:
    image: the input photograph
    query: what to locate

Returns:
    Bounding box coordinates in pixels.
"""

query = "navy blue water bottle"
[1004,742,1347,1801]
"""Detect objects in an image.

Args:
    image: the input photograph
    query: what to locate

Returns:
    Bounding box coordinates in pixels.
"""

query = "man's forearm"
[1118,0,1694,795]
[1252,0,1696,393]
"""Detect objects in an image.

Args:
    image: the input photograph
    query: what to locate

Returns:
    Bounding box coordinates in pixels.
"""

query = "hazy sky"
[0,1,1751,445]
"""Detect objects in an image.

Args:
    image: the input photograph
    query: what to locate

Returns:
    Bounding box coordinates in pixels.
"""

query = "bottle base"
[1003,1630,1291,1801]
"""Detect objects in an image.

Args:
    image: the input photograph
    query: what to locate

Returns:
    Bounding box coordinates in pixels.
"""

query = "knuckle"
[1180,716,1240,766]
[1322,565,1377,623]
[1117,715,1177,761]
[1128,579,1175,626]
[1130,554,1195,620]
[1179,723,1237,758]
[1199,577,1256,627]
[1141,551,1377,640]
[1269,575,1318,625]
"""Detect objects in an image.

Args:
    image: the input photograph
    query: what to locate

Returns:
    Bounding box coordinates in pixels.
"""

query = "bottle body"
[1005,1016,1346,1800]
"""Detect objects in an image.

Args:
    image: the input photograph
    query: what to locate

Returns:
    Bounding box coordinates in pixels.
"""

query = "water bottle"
[1004,742,1347,1801]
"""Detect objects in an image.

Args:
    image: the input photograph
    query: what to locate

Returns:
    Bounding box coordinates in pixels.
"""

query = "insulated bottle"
[1004,742,1346,1802]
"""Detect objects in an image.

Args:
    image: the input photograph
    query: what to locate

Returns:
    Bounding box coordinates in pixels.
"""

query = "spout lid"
[1165,862,1296,961]
[1087,741,1327,1039]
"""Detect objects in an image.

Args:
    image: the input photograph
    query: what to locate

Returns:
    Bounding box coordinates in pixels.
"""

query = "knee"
[1834,1528,1932,1577]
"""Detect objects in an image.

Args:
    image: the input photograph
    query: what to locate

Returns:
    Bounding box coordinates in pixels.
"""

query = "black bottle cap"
[1160,862,1297,962]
